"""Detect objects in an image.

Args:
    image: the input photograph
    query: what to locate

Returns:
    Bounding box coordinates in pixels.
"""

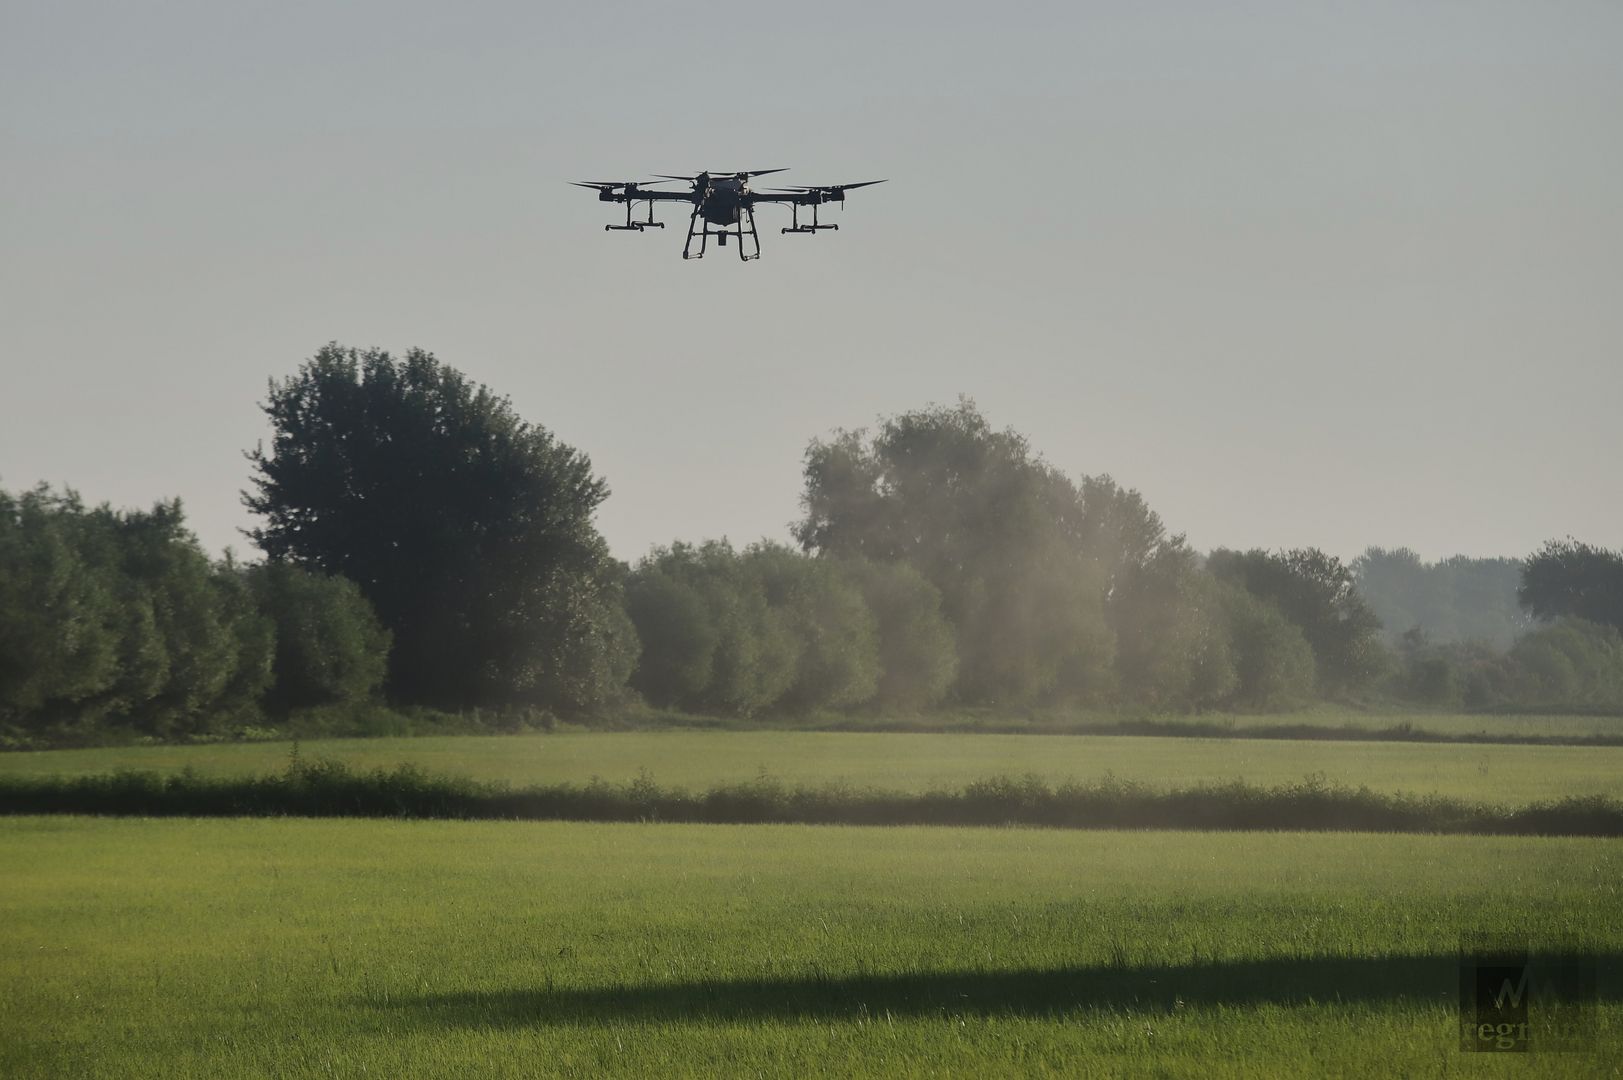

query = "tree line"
[1352,548,1530,650]
[4,343,1621,742]
[0,486,388,739]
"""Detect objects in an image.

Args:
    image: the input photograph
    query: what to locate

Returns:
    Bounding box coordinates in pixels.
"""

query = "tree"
[1112,549,1238,709]
[110,501,249,734]
[245,561,390,711]
[0,486,122,724]
[624,568,717,709]
[1213,581,1317,709]
[1506,618,1623,708]
[1353,547,1529,649]
[1209,547,1385,695]
[1519,539,1623,634]
[1076,474,1175,602]
[745,543,880,712]
[209,554,277,723]
[626,541,800,717]
[795,400,1115,705]
[0,485,278,736]
[839,558,958,710]
[244,344,632,711]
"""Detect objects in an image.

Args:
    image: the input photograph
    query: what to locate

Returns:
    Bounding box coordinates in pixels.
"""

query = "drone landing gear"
[683,206,761,261]
[605,201,665,232]
[783,202,838,235]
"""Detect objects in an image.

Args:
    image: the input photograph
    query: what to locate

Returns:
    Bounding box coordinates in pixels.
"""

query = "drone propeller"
[766,180,886,193]
[656,169,789,182]
[570,179,672,191]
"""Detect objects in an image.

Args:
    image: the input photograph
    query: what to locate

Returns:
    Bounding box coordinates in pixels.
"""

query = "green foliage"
[1112,548,1237,710]
[838,558,957,710]
[628,541,799,716]
[1506,618,1623,709]
[1519,538,1623,633]
[744,543,879,712]
[626,541,885,716]
[1208,547,1386,696]
[1381,619,1623,713]
[209,555,277,722]
[246,561,390,711]
[0,482,395,741]
[1075,474,1176,602]
[0,485,287,737]
[244,344,631,712]
[624,569,718,707]
[1354,547,1530,649]
[1214,581,1318,710]
[1390,628,1464,707]
[1383,629,1517,710]
[5,760,1621,835]
[795,399,1117,706]
[0,486,122,720]
[116,503,247,734]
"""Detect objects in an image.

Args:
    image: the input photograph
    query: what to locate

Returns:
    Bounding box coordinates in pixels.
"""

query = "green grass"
[1,816,1618,1078]
[7,729,1623,802]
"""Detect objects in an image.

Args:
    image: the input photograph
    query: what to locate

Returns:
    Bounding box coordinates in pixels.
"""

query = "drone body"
[572,170,885,261]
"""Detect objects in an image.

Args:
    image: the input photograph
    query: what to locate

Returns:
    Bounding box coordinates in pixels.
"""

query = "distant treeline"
[4,757,1619,837]
[1353,548,1531,650]
[4,343,1623,744]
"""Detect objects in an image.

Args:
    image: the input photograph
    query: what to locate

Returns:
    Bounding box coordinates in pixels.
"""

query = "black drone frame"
[605,199,664,233]
[573,173,885,262]
[682,202,760,261]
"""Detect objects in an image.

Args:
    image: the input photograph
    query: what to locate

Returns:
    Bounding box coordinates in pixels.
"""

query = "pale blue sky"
[3,1,1619,564]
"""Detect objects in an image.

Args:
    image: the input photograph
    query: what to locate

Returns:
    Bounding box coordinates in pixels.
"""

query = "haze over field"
[3,1,1621,564]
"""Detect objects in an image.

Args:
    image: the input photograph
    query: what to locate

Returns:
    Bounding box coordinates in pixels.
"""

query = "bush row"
[4,759,1619,836]
[1389,618,1623,711]
[0,486,389,739]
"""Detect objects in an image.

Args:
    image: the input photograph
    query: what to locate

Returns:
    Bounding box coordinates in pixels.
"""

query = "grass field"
[7,725,1620,1076]
[6,729,1623,803]
[1,816,1618,1078]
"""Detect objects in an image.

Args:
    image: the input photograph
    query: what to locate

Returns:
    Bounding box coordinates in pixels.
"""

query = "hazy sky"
[3,1,1619,565]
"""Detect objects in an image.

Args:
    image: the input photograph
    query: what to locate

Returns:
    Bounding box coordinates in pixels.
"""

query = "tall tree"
[244,344,633,711]
[1208,547,1385,695]
[1519,539,1623,634]
[795,400,1115,704]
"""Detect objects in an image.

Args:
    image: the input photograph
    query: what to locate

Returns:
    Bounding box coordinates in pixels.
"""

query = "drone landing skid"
[605,201,666,232]
[683,206,761,261]
[783,202,838,235]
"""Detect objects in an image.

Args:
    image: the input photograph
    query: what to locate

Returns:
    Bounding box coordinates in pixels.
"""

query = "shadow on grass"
[378,952,1620,1027]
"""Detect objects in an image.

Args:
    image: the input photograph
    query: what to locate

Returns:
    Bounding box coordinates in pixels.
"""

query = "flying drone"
[571,170,885,261]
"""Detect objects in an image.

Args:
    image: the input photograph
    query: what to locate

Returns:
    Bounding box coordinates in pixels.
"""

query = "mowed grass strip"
[1,818,1619,1079]
[6,728,1623,802]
